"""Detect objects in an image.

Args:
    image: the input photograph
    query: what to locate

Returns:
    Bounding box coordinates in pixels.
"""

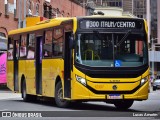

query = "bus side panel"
[18,60,26,93]
[42,59,54,97]
[7,61,14,91]
[42,59,64,97]
[25,60,36,95]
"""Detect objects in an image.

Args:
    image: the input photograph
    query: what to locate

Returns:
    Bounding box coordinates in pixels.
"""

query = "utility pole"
[151,38,158,79]
[18,0,22,28]
[24,0,26,28]
[151,38,154,79]
[132,0,134,14]
[146,0,151,43]
[158,0,160,44]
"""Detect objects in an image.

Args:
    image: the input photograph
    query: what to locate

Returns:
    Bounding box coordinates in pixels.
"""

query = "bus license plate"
[108,94,122,99]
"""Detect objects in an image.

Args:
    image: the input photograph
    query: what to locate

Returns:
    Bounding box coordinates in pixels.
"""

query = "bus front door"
[13,40,19,91]
[64,32,72,98]
[35,36,42,95]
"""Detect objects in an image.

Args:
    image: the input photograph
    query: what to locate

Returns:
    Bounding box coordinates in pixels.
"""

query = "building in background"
[91,0,146,18]
[150,0,157,39]
[0,0,18,38]
[20,0,88,28]
[122,0,132,13]
[0,0,89,37]
[149,0,160,77]
[133,0,146,18]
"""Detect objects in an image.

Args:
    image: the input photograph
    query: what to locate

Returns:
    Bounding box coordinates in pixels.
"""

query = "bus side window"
[20,35,27,59]
[27,34,35,59]
[8,38,14,60]
[43,30,52,58]
[52,38,63,57]
[53,27,63,57]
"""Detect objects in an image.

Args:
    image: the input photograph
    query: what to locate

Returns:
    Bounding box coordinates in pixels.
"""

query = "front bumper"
[71,80,149,101]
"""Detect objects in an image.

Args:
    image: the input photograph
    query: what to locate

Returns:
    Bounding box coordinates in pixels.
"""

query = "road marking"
[0,109,8,111]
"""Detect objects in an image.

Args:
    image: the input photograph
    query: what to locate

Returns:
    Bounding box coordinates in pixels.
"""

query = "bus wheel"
[22,80,36,102]
[114,100,134,110]
[55,81,70,108]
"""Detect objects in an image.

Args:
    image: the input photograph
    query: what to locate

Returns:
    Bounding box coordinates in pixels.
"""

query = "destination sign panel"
[79,19,143,29]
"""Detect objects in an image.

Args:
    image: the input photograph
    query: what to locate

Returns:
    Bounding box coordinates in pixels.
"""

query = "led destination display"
[79,19,143,29]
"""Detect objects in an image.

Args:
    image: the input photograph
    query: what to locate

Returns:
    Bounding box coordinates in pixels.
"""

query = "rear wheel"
[55,81,70,108]
[114,100,134,110]
[21,80,36,102]
[22,80,30,102]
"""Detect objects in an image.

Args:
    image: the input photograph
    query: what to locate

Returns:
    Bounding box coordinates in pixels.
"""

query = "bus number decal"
[86,21,99,28]
[84,20,137,29]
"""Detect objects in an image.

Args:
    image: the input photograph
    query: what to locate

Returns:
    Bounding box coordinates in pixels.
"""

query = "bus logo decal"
[112,85,117,90]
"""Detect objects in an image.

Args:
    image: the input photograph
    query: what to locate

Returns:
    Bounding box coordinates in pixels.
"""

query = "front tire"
[114,100,134,110]
[55,81,70,108]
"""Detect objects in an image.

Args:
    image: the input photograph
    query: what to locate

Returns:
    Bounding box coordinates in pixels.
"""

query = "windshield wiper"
[116,30,131,46]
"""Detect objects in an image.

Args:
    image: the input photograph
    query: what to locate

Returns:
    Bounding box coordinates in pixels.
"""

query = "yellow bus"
[7,15,149,109]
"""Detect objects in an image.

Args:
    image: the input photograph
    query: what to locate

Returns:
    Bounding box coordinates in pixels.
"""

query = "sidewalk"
[0,88,21,100]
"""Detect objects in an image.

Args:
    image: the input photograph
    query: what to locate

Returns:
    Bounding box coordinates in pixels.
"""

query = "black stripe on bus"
[86,84,141,94]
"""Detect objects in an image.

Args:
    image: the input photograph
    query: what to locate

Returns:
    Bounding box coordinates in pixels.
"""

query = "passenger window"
[43,30,52,58]
[20,35,27,58]
[27,34,35,59]
[53,28,63,57]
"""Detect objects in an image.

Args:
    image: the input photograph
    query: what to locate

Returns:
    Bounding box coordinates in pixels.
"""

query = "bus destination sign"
[79,19,143,29]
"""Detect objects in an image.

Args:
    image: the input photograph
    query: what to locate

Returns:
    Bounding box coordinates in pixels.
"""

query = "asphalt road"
[0,88,160,120]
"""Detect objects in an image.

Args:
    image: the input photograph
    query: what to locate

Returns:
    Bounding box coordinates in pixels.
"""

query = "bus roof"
[8,17,74,36]
[8,15,143,36]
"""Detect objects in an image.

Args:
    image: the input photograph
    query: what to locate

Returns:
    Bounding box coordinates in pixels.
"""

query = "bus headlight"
[76,75,86,86]
[141,76,148,86]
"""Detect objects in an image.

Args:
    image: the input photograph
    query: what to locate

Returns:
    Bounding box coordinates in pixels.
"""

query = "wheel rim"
[57,88,65,102]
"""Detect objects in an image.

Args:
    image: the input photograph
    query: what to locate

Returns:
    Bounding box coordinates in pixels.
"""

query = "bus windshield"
[75,32,148,67]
